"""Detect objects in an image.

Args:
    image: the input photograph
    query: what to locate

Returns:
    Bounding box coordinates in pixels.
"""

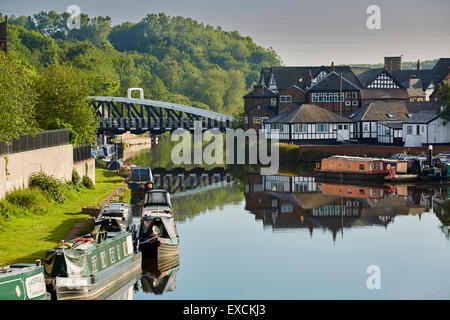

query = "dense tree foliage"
[34,63,97,144]
[4,11,282,116]
[0,52,37,142]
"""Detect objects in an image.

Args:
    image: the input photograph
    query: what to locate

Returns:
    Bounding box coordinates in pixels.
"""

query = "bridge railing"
[97,117,229,132]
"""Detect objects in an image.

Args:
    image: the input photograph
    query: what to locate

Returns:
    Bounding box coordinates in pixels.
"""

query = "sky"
[1,0,449,66]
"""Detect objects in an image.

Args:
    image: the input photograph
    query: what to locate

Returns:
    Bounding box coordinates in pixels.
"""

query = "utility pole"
[339,72,343,116]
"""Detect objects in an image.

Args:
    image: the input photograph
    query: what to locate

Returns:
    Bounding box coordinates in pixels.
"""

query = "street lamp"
[428,144,433,167]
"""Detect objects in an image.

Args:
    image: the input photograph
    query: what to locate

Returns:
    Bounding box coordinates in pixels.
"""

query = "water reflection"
[141,256,180,295]
[243,173,450,241]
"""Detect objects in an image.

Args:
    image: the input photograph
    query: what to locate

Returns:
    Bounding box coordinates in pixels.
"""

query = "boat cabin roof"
[326,155,384,163]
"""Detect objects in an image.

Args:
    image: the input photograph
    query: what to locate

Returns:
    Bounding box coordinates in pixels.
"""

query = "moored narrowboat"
[44,232,141,300]
[314,156,387,182]
[0,263,49,300]
[139,190,179,258]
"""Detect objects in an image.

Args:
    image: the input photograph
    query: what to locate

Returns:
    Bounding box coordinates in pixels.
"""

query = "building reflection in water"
[242,174,448,241]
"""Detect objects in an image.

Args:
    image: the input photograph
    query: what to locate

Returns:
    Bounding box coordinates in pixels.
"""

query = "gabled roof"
[308,71,360,92]
[406,87,426,98]
[348,101,410,121]
[261,65,361,91]
[351,67,403,88]
[404,111,440,124]
[360,88,409,100]
[243,86,277,98]
[266,104,352,124]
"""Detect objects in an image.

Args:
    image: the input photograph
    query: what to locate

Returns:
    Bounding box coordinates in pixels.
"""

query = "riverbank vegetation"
[0,168,124,265]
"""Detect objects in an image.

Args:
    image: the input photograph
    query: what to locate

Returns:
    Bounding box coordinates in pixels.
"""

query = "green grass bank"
[0,168,126,265]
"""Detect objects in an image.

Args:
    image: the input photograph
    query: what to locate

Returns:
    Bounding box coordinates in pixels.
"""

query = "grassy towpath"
[0,168,127,265]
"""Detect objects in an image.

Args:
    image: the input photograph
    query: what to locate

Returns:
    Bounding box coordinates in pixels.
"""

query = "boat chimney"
[35,259,41,266]
[417,59,421,71]
[331,61,335,72]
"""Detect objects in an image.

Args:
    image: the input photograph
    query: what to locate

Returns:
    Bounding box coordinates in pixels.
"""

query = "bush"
[72,169,81,186]
[29,172,66,204]
[5,188,43,209]
[81,175,94,189]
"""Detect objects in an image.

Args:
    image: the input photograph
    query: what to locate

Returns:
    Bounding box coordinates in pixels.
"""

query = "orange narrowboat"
[314,156,387,182]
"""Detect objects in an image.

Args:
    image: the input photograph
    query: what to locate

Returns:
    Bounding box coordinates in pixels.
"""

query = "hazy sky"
[1,0,449,65]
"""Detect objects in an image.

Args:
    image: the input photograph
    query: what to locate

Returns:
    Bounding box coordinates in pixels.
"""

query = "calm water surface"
[121,139,450,300]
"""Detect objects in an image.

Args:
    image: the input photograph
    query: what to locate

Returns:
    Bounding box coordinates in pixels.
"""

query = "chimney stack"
[384,56,402,73]
[417,59,421,71]
[253,85,263,96]
[331,61,335,72]
[307,70,312,87]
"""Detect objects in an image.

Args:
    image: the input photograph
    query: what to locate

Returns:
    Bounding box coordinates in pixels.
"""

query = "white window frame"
[280,95,292,103]
[293,123,308,133]
[352,100,358,106]
[253,117,262,124]
[316,123,329,133]
[345,101,351,106]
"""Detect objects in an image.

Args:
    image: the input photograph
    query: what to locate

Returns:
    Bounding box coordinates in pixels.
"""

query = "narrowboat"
[44,232,142,300]
[0,263,49,300]
[94,202,133,234]
[139,190,179,258]
[128,166,154,193]
[314,156,387,182]
[141,255,179,295]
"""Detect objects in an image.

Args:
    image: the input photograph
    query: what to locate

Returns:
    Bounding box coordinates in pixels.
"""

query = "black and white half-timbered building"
[264,104,355,144]
[347,101,410,144]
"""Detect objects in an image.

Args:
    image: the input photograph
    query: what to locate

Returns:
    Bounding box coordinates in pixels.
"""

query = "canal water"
[112,135,450,300]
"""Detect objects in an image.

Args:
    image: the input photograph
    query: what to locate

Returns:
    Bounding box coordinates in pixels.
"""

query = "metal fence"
[73,143,92,162]
[0,129,70,156]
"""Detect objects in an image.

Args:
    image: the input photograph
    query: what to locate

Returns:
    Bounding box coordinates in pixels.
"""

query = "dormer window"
[312,71,327,84]
[406,113,412,118]
[386,113,395,118]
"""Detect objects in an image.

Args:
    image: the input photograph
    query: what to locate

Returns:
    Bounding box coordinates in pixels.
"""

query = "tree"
[0,52,38,143]
[34,62,97,144]
[438,83,450,123]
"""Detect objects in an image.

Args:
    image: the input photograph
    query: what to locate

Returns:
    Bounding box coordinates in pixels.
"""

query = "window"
[293,123,308,133]
[407,125,413,135]
[345,92,351,99]
[359,164,365,170]
[406,113,412,118]
[352,92,358,99]
[363,124,369,132]
[334,93,340,102]
[385,128,390,135]
[316,123,329,133]
[280,95,292,102]
[359,189,365,195]
[345,101,351,106]
[421,125,425,133]
[91,256,98,272]
[123,242,129,256]
[261,117,269,123]
[272,199,278,208]
[317,93,322,102]
[386,113,395,119]
[100,252,107,268]
[109,248,116,264]
[253,117,262,124]
[352,100,358,106]
[116,245,121,260]
[271,98,277,106]
[281,205,293,213]
[244,116,248,124]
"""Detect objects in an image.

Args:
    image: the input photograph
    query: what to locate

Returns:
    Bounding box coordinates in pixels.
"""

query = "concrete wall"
[0,145,73,199]
[73,158,96,185]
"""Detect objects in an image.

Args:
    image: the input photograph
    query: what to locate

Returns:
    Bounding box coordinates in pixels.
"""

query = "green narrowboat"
[0,263,49,300]
[44,232,142,300]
